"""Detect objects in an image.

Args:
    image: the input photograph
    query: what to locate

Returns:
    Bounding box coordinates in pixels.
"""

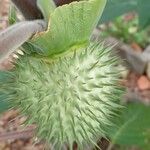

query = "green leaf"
[108,103,150,148]
[137,0,150,28]
[37,0,56,22]
[99,0,150,28]
[100,0,137,23]
[9,4,17,25]
[30,0,107,56]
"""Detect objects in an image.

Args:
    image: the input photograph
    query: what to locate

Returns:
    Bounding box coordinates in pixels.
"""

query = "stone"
[137,76,150,90]
[105,37,147,74]
[124,51,146,75]
[141,45,150,62]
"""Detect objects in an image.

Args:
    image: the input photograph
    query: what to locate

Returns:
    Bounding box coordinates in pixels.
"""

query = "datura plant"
[0,0,124,149]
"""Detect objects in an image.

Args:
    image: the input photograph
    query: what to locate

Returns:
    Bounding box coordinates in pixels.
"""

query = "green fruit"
[1,42,123,149]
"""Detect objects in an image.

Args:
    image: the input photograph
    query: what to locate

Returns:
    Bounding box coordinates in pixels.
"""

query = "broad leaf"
[30,0,107,56]
[100,0,137,23]
[137,0,150,28]
[99,0,150,28]
[108,103,150,148]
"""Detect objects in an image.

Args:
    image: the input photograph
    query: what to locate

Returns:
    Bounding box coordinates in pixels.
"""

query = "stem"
[11,0,43,20]
[0,20,46,63]
[54,0,79,6]
[37,0,56,22]
[11,0,78,20]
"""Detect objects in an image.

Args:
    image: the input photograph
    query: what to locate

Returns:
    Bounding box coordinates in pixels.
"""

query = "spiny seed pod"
[2,43,123,149]
[0,0,124,149]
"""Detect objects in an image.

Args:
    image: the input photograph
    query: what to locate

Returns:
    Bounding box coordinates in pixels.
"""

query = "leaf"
[99,0,150,28]
[137,0,150,28]
[100,0,137,23]
[108,103,150,148]
[8,4,17,25]
[37,0,56,22]
[30,0,107,56]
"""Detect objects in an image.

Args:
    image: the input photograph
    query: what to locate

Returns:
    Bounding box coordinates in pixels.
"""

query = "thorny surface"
[0,0,150,150]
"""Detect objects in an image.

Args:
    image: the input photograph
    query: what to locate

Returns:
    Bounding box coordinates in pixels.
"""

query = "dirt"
[0,110,45,150]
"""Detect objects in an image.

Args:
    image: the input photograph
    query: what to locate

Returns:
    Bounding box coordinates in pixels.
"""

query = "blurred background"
[0,0,150,149]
